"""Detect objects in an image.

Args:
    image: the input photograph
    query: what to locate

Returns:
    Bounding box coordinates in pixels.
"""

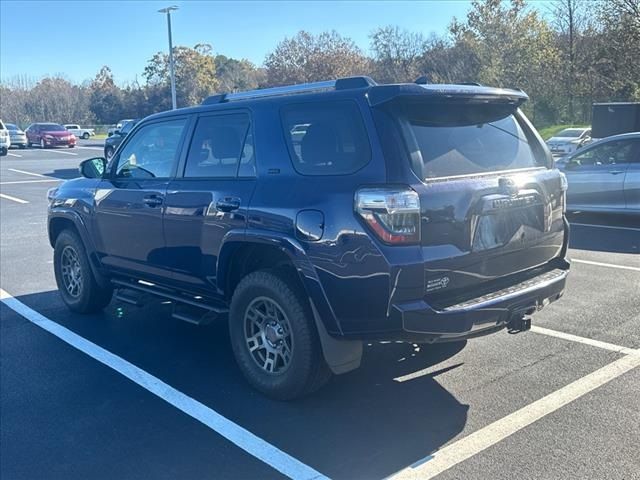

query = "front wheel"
[40,138,46,149]
[229,270,331,400]
[54,230,113,313]
[82,132,90,140]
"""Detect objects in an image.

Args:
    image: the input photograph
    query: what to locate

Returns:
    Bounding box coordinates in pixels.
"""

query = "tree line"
[1,0,637,128]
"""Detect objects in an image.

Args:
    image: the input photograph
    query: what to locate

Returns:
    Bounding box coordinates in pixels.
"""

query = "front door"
[564,139,638,210]
[163,111,256,292]
[93,117,189,280]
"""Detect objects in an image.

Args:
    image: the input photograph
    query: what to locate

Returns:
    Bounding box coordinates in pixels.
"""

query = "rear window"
[281,101,370,175]
[406,111,544,179]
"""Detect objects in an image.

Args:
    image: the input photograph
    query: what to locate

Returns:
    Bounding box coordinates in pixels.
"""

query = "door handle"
[609,170,625,175]
[143,195,163,207]
[215,197,241,212]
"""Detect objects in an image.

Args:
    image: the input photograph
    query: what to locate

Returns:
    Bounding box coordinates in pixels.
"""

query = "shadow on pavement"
[568,213,639,254]
[13,289,470,480]
[42,168,80,180]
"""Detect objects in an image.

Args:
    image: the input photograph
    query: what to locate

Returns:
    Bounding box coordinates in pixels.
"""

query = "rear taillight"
[356,187,421,245]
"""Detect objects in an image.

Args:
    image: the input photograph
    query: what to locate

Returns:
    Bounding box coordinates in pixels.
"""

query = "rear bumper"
[392,260,569,342]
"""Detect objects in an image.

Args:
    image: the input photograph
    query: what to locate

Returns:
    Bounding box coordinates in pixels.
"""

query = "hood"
[42,130,72,137]
[9,128,25,135]
[547,136,580,144]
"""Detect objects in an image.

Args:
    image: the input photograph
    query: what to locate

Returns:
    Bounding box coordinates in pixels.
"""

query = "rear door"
[380,99,565,304]
[93,117,189,280]
[163,111,256,292]
[564,139,637,210]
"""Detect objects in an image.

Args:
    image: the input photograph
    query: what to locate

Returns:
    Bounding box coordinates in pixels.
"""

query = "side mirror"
[79,157,107,179]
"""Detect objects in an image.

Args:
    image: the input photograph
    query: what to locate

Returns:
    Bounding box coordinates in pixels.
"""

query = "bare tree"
[369,26,427,83]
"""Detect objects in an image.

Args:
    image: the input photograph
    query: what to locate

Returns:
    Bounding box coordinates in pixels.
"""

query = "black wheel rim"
[60,245,83,298]
[243,297,294,374]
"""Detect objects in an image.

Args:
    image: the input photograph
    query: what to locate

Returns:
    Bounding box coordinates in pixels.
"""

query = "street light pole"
[158,6,179,110]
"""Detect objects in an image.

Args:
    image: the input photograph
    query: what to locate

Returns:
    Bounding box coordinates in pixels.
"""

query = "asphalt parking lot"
[1,144,639,480]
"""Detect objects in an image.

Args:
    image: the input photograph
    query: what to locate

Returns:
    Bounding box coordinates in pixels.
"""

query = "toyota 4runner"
[48,77,570,399]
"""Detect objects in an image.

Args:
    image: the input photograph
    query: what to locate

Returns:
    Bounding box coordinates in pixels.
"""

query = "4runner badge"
[426,276,450,292]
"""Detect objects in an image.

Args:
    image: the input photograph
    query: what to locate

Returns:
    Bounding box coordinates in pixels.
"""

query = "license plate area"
[472,190,545,252]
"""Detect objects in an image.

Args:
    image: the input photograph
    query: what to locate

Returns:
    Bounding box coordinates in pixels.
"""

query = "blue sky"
[0,0,479,85]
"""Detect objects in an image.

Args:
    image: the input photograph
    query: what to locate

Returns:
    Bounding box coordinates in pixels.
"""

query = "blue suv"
[48,77,570,399]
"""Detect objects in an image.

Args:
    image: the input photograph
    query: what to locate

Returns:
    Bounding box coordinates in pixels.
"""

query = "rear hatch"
[371,84,566,307]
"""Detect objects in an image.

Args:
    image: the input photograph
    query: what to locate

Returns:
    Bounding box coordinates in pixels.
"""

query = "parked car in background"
[546,128,591,156]
[5,123,28,148]
[25,123,76,148]
[107,119,134,137]
[64,124,95,140]
[48,77,570,399]
[557,132,639,213]
[0,120,10,156]
[103,119,139,159]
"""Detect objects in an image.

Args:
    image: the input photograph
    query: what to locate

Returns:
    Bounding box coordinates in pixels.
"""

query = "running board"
[111,279,228,325]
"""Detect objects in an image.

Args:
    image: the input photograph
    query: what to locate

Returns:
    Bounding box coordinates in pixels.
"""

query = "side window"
[280,101,371,176]
[115,118,186,179]
[184,113,251,178]
[571,140,636,167]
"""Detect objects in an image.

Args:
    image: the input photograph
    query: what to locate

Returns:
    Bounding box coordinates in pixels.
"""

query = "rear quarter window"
[281,101,371,176]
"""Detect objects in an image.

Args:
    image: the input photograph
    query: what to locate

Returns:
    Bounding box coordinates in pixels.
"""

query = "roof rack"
[202,76,376,105]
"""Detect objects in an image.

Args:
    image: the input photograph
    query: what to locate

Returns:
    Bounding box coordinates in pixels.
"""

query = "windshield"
[121,120,136,134]
[40,124,66,132]
[556,129,584,138]
[406,113,544,179]
[6,123,18,130]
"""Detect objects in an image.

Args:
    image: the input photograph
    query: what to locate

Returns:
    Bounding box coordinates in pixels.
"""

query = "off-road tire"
[229,269,331,400]
[54,229,113,313]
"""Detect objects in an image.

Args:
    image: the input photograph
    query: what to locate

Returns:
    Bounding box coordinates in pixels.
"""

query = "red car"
[25,123,76,148]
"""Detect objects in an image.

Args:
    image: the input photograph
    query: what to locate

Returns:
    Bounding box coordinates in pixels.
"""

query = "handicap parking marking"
[0,193,29,204]
[572,258,640,272]
[389,352,640,479]
[0,289,330,480]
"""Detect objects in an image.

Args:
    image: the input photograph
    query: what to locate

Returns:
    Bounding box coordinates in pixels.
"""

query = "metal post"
[159,6,179,110]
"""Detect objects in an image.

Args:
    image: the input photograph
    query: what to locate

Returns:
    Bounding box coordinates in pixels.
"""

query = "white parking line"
[571,222,640,232]
[389,353,640,479]
[0,179,61,185]
[531,325,639,356]
[572,258,640,272]
[7,152,22,157]
[0,289,329,480]
[39,149,78,156]
[8,168,48,178]
[0,193,29,204]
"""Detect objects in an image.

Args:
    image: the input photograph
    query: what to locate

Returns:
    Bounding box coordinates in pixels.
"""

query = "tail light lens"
[356,187,421,244]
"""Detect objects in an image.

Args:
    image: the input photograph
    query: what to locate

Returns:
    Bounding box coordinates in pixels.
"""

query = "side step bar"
[111,279,228,326]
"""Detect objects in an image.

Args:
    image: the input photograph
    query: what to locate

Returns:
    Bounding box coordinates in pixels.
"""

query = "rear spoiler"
[368,83,529,107]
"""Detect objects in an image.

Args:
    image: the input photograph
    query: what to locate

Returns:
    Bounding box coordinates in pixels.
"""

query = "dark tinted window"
[281,101,370,175]
[40,124,66,132]
[184,113,252,178]
[120,120,137,135]
[115,118,186,179]
[408,114,543,178]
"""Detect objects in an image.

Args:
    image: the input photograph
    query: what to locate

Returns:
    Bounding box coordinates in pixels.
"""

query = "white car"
[0,119,10,156]
[546,127,591,156]
[64,124,95,140]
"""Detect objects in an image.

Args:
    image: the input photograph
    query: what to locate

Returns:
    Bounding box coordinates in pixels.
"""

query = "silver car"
[5,123,27,148]
[558,132,640,213]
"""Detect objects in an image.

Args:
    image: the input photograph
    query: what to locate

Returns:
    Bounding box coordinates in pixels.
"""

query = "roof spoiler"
[368,83,528,107]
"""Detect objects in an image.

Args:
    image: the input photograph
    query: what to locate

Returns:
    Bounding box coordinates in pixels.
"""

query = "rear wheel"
[54,229,113,313]
[68,144,75,148]
[229,270,331,400]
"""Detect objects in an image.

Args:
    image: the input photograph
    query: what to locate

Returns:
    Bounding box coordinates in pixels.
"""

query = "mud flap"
[310,301,362,375]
